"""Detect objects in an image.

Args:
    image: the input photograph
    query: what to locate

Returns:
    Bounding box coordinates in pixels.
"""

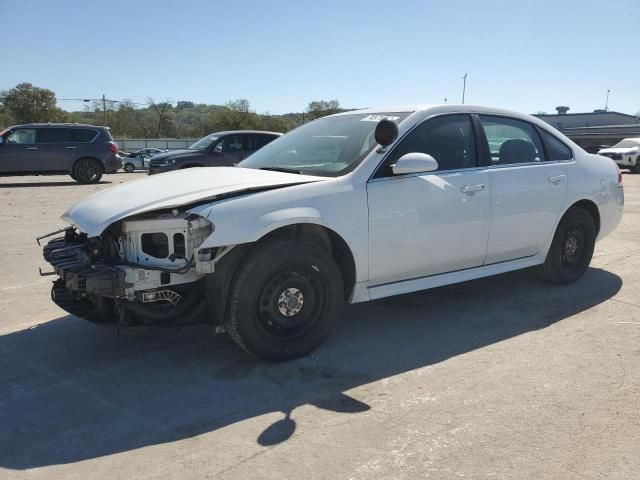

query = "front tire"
[124,162,135,173]
[541,207,596,284]
[73,158,103,184]
[225,239,344,361]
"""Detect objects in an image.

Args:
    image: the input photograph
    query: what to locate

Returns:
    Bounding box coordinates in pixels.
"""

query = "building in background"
[534,106,640,152]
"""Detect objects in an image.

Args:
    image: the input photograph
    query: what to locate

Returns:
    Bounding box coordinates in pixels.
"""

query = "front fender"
[197,206,323,249]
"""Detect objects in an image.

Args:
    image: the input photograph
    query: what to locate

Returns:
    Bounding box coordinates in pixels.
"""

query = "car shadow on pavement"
[0,267,621,469]
[0,180,112,188]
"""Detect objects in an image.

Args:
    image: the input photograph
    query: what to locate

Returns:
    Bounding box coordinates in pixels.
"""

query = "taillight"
[617,167,623,187]
[108,142,118,153]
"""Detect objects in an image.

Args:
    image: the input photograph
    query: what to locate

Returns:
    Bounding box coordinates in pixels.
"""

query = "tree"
[0,103,14,129]
[306,99,342,120]
[148,99,175,138]
[176,100,195,110]
[0,83,68,123]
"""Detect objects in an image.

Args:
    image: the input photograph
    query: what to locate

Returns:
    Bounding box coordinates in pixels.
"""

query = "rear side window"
[37,128,74,143]
[72,129,98,142]
[539,129,573,160]
[254,134,277,149]
[381,114,477,175]
[479,115,545,165]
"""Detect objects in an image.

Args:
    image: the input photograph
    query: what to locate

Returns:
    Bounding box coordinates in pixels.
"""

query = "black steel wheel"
[225,239,344,361]
[541,207,596,284]
[73,158,103,184]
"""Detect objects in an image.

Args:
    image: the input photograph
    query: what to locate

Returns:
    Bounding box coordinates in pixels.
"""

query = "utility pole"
[102,94,107,125]
[461,73,468,104]
[604,89,611,111]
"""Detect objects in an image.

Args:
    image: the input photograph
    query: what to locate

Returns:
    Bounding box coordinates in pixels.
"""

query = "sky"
[1,0,638,115]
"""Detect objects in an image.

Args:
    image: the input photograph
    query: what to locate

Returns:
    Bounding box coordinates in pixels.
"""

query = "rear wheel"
[124,162,135,173]
[73,158,103,184]
[225,239,344,361]
[541,207,596,284]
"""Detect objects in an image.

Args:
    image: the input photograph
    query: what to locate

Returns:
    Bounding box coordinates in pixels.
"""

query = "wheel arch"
[71,156,104,174]
[564,198,601,235]
[254,223,357,301]
[204,222,357,328]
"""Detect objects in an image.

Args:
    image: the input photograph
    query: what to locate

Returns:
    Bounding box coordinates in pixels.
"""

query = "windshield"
[238,112,411,176]
[613,139,640,149]
[189,134,218,152]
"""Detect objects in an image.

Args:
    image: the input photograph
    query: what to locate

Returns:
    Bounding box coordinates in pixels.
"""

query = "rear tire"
[225,239,344,361]
[541,207,596,284]
[73,158,103,184]
[124,162,135,173]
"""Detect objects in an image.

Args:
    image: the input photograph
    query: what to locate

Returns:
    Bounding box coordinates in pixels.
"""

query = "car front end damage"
[41,211,224,326]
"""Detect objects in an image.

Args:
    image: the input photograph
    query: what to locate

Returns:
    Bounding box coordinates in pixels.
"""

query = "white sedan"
[41,105,624,360]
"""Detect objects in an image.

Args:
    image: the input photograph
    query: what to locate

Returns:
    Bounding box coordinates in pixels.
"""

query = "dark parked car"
[147,130,282,175]
[0,123,121,183]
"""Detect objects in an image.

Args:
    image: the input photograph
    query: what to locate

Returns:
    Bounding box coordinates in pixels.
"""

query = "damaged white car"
[41,105,624,360]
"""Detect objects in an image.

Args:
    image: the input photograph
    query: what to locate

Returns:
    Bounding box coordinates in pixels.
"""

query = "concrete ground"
[0,171,638,480]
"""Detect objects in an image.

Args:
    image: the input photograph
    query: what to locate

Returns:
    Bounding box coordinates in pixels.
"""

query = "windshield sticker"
[360,115,400,122]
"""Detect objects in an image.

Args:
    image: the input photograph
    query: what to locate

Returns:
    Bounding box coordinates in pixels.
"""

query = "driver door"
[0,128,39,173]
[367,114,491,286]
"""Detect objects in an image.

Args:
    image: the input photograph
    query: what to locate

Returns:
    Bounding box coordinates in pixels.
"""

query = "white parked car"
[598,138,640,173]
[41,105,624,360]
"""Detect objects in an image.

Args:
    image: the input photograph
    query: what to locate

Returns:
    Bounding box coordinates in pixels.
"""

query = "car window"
[214,135,245,153]
[37,128,74,143]
[379,114,477,176]
[539,129,573,160]
[6,129,36,145]
[254,134,277,150]
[479,115,545,164]
[72,129,97,142]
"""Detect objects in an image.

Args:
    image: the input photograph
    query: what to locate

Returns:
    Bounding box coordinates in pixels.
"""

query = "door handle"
[26,147,38,150]
[548,174,566,184]
[65,146,77,149]
[461,183,485,194]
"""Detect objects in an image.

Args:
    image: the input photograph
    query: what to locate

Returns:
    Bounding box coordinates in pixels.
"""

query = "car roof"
[210,130,283,136]
[9,122,106,129]
[331,104,547,122]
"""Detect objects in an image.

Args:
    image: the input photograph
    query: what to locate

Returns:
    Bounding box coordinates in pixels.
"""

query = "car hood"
[62,167,326,236]
[149,149,201,162]
[598,147,639,154]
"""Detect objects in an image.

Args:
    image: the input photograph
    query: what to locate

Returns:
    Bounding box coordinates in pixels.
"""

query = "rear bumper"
[103,154,122,174]
[597,187,624,241]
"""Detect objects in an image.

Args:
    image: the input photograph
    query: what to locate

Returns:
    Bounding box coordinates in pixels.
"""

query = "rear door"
[0,128,39,173]
[478,115,569,264]
[35,128,77,171]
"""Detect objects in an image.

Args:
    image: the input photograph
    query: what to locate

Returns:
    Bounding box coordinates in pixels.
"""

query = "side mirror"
[374,119,398,147]
[392,152,438,175]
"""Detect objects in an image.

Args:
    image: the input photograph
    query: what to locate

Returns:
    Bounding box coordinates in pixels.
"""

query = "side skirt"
[364,256,543,302]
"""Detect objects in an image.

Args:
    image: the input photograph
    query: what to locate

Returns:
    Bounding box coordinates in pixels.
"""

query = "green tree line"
[0,83,346,138]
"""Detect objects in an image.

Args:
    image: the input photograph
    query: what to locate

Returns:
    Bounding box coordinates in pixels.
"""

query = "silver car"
[121,148,167,172]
